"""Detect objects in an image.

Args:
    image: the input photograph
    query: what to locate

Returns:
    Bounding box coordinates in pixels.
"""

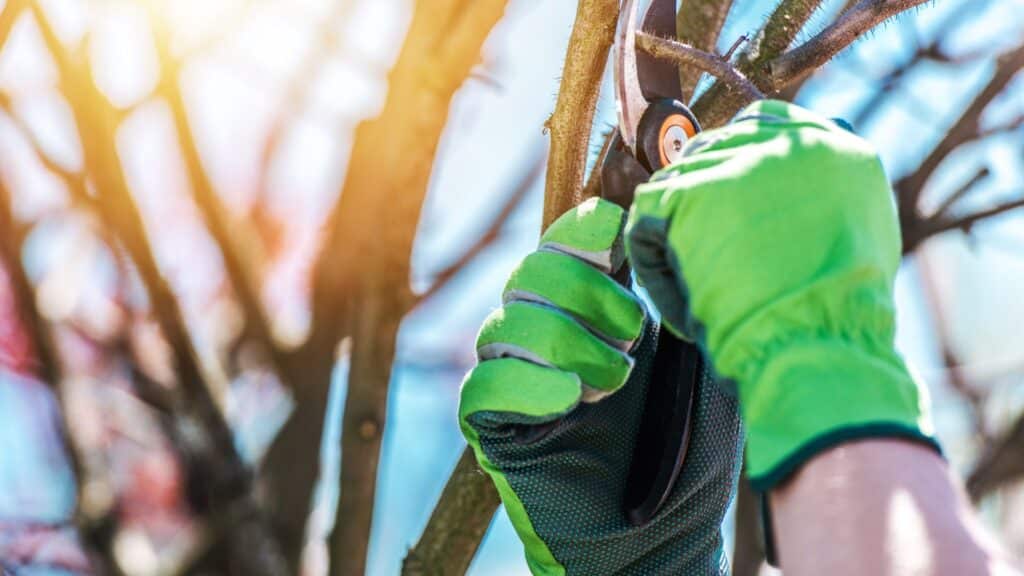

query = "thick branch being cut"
[408,2,621,571]
[542,0,620,228]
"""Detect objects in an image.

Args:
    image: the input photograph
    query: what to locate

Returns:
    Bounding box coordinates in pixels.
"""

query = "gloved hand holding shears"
[460,0,939,574]
[459,1,742,574]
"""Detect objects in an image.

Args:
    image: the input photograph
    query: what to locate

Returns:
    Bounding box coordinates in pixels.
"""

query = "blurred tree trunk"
[258,2,511,574]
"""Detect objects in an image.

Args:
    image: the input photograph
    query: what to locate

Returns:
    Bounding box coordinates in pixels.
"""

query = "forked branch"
[636,33,763,102]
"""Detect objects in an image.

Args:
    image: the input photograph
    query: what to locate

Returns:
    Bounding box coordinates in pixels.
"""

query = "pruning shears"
[601,0,706,526]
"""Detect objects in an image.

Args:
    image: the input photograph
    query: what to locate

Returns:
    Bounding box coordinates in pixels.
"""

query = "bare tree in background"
[0,1,1020,576]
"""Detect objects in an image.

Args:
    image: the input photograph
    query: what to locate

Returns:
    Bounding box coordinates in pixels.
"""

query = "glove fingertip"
[458,358,583,430]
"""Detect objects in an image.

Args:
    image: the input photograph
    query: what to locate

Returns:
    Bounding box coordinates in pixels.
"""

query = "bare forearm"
[770,439,1020,576]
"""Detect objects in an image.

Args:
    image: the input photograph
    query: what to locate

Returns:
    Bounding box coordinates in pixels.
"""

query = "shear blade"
[614,0,683,155]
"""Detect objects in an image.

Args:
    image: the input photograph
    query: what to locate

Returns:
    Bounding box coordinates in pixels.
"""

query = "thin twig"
[770,0,932,84]
[930,197,1024,237]
[636,33,764,102]
[931,166,989,219]
[722,34,748,62]
[895,43,1024,213]
[413,149,545,308]
[0,178,122,576]
[0,96,93,209]
[582,128,616,200]
[150,15,294,389]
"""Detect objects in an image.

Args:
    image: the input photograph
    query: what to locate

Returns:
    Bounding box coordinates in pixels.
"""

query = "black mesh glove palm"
[459,199,744,575]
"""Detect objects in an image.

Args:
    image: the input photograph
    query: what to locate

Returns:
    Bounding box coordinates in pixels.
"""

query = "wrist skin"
[769,439,1020,576]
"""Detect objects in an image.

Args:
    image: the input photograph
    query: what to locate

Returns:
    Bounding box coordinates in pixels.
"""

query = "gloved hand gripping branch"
[459,199,744,576]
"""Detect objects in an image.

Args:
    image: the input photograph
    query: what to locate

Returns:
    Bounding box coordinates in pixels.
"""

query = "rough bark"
[407,2,618,571]
[401,450,501,576]
[770,0,932,84]
[693,0,827,127]
[542,0,620,227]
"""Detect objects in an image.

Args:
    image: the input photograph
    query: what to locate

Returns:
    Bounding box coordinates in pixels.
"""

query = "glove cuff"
[741,337,941,492]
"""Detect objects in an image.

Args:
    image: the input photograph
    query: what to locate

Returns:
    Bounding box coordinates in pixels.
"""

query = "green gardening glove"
[625,99,940,492]
[459,198,743,575]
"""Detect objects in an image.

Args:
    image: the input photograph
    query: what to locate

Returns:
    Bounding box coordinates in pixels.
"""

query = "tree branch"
[413,149,544,308]
[241,0,513,572]
[692,0,827,128]
[895,44,1024,214]
[542,0,619,228]
[409,3,623,569]
[770,0,932,84]
[151,18,295,390]
[636,33,764,103]
[402,450,501,575]
[0,179,122,576]
[29,4,289,574]
[932,197,1024,237]
[676,0,735,102]
[326,6,513,572]
[968,412,1024,501]
[931,166,989,220]
[0,95,93,210]
[0,0,27,51]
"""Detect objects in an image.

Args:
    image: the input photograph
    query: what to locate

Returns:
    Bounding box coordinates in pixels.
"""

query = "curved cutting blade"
[613,0,645,154]
[614,0,683,155]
